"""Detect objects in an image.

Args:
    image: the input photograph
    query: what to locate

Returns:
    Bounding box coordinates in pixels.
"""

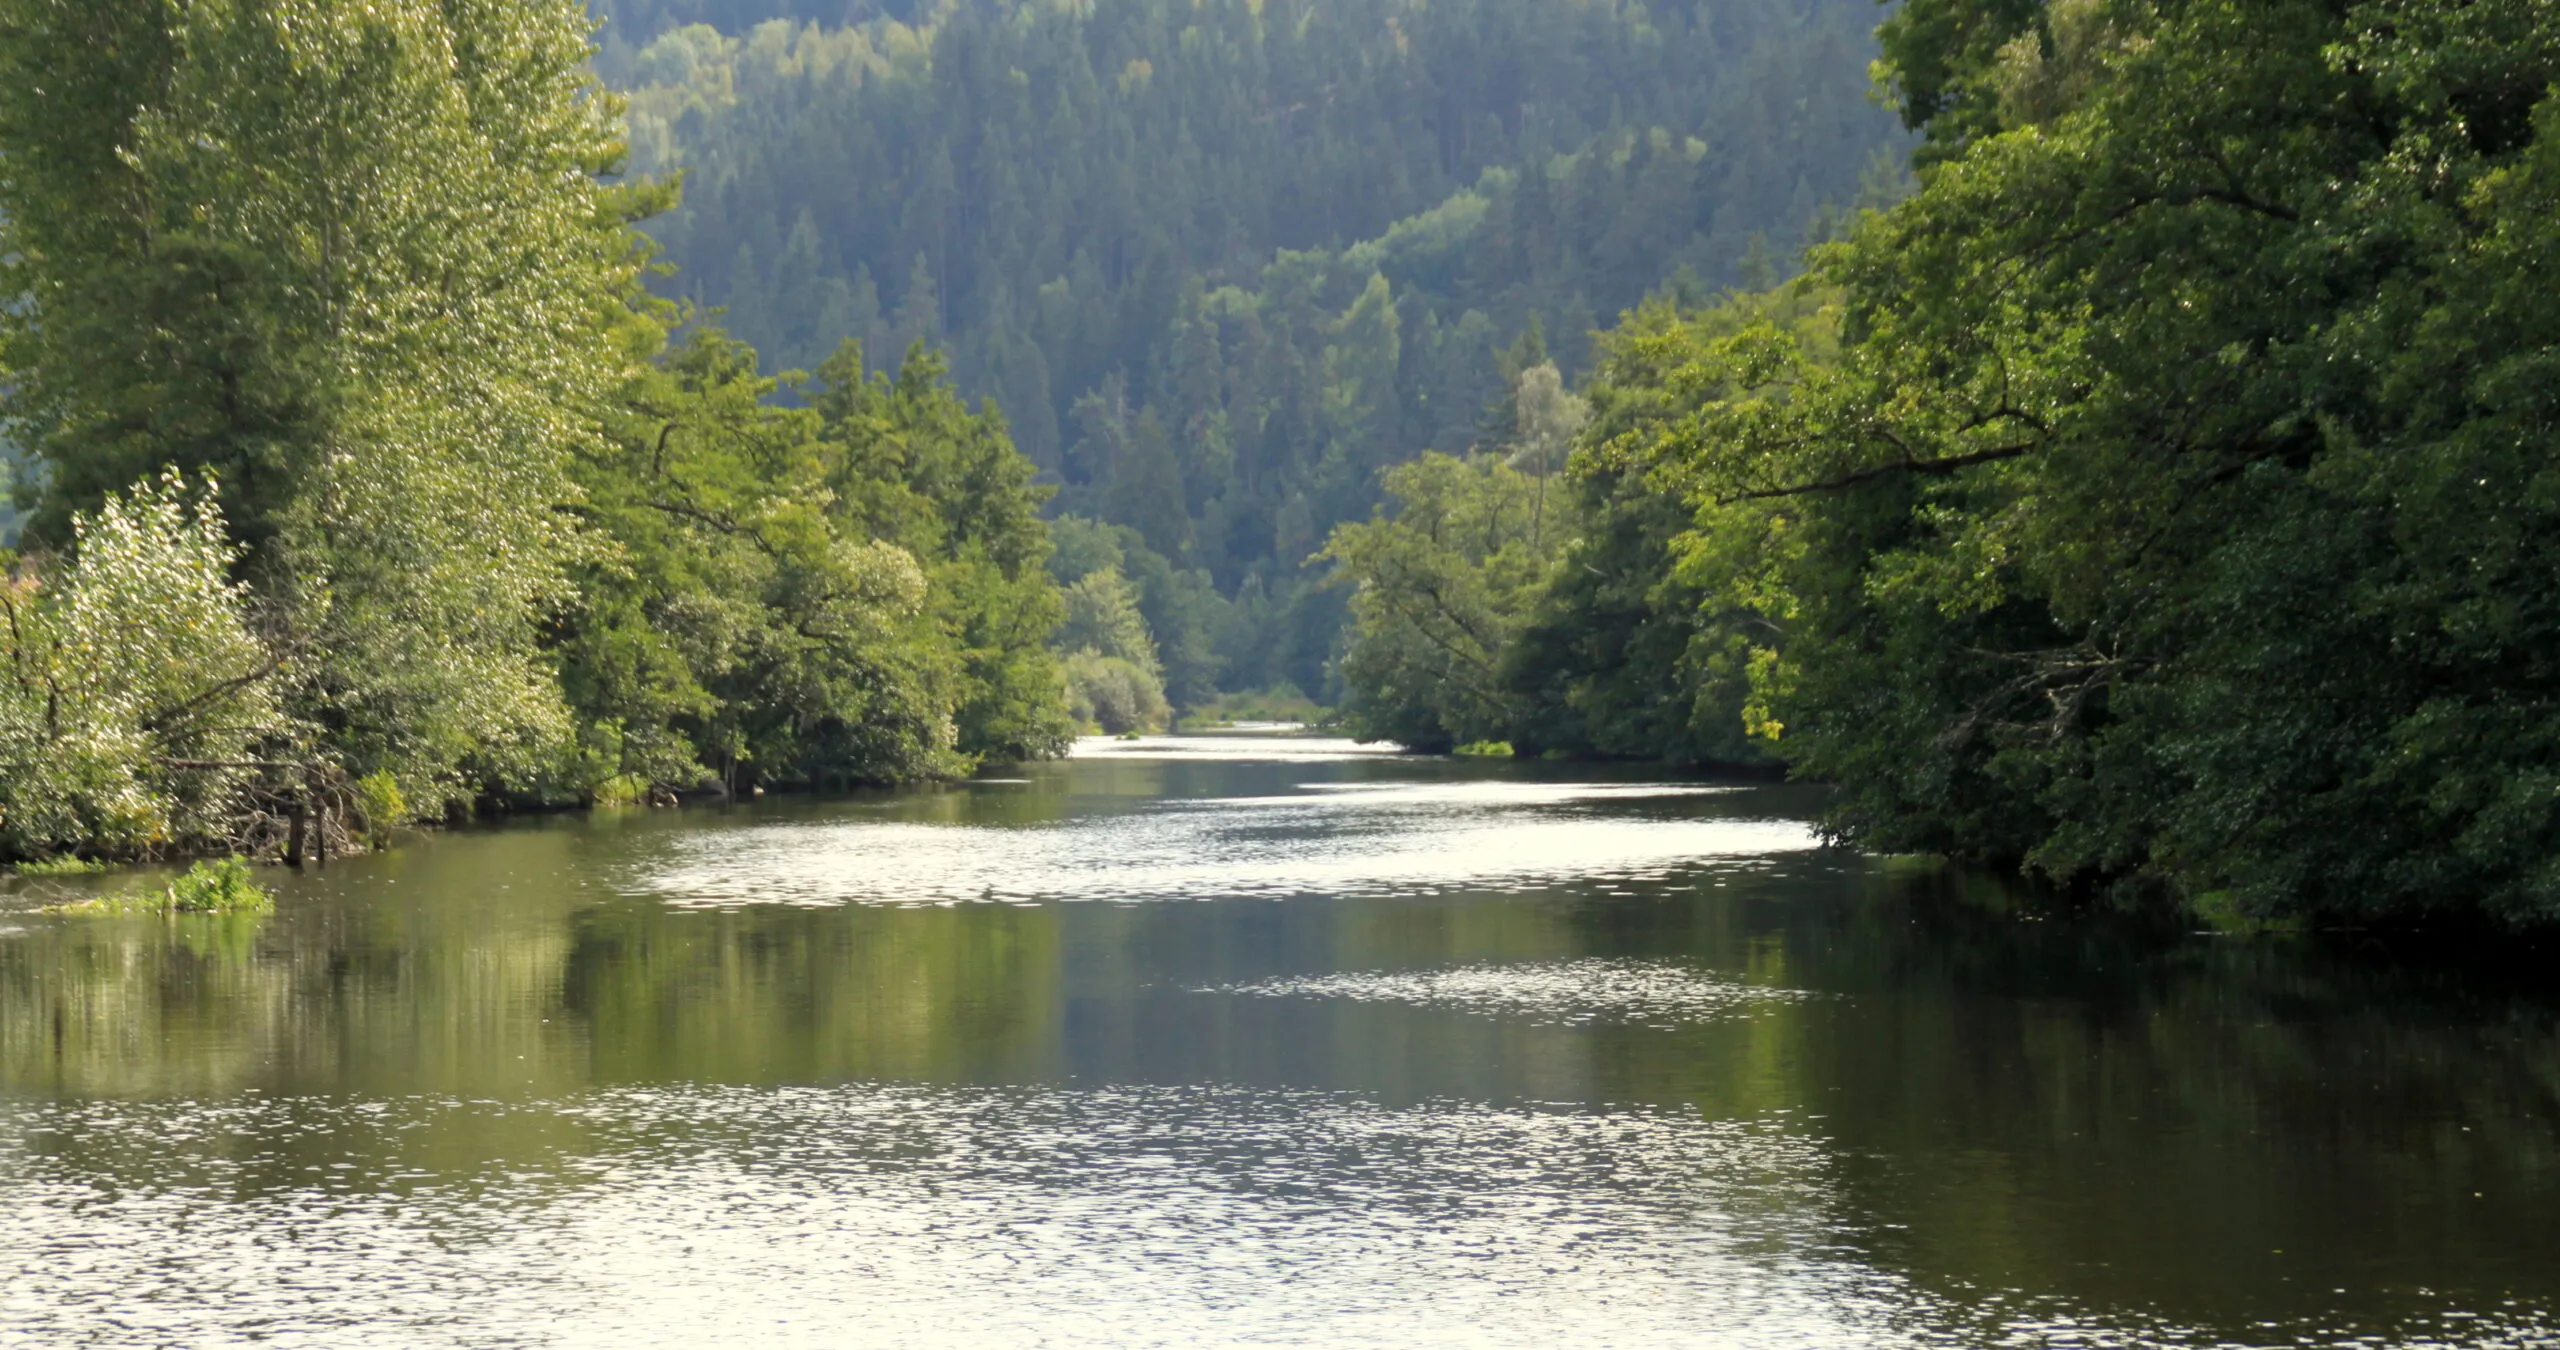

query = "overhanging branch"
[1715,441,2040,503]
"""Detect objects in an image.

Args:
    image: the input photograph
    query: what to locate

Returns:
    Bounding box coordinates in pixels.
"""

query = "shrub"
[43,856,274,916]
[0,473,282,860]
[588,772,651,807]
[1062,650,1170,734]
[1177,684,1328,728]
[166,856,273,913]
[12,856,113,877]
[353,771,409,840]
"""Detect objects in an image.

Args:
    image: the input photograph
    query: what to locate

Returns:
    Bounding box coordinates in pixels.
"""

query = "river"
[0,735,2553,1348]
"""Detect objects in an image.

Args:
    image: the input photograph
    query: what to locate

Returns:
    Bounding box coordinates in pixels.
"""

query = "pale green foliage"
[12,856,111,877]
[352,770,408,838]
[1505,364,1589,478]
[0,474,282,858]
[165,856,274,914]
[1061,651,1171,735]
[46,855,275,916]
[1989,0,2117,127]
[0,0,650,811]
[1042,513,1224,714]
[1053,568,1170,732]
[589,773,651,808]
[0,0,1069,839]
[1055,570,1161,676]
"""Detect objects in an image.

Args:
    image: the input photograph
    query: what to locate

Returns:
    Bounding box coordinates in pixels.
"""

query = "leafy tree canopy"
[1641,0,2560,925]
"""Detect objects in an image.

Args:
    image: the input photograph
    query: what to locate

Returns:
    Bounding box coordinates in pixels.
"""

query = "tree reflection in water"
[0,740,2551,1346]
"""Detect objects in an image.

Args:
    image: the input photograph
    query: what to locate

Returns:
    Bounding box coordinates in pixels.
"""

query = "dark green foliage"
[0,442,22,546]
[597,0,1906,692]
[1326,286,1823,766]
[1324,450,1565,753]
[1639,0,2560,925]
[809,343,1075,766]
[1872,0,2045,157]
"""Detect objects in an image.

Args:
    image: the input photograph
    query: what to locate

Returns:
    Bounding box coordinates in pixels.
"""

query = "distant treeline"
[592,0,1907,699]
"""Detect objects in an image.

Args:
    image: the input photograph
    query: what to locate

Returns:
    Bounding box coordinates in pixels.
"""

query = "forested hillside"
[591,0,1908,697]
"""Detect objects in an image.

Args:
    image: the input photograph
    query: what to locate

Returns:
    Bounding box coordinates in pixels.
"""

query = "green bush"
[167,857,272,913]
[0,473,283,860]
[44,856,273,917]
[354,771,409,840]
[1177,684,1328,728]
[2187,890,2307,938]
[1062,650,1171,735]
[12,856,113,877]
[588,772,651,807]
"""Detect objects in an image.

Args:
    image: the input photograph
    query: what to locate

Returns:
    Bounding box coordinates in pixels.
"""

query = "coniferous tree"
[594,0,1908,695]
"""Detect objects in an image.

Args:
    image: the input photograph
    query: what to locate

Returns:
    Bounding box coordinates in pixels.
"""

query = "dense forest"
[1330,0,2560,927]
[4,0,2556,931]
[591,0,1908,698]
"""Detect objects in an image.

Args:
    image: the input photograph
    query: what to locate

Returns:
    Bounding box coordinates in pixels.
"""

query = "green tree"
[1052,569,1171,734]
[0,474,283,859]
[0,0,659,809]
[1323,451,1564,751]
[1055,569,1159,674]
[600,0,1905,694]
[568,329,1069,792]
[571,329,967,793]
[809,342,1074,765]
[1647,0,2560,925]
[1500,285,1837,765]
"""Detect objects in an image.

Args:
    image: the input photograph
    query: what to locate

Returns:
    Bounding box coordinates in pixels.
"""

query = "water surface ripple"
[0,735,2552,1348]
[636,772,1815,908]
[1204,957,1814,1027]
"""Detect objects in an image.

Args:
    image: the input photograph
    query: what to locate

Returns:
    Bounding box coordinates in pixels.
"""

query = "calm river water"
[1,736,2554,1348]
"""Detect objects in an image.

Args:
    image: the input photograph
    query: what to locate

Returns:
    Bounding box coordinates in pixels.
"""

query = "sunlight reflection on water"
[5,748,2551,1350]
[1203,957,1816,1027]
[1070,733,1413,762]
[635,778,1819,909]
[4,1086,2541,1349]
[0,1086,1947,1349]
